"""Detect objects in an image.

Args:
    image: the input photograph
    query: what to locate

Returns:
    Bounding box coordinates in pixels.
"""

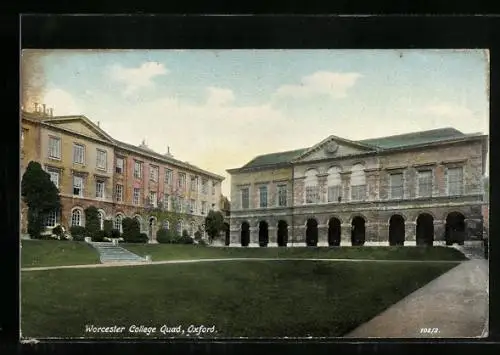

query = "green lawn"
[123,244,467,262]
[21,240,100,267]
[21,260,457,338]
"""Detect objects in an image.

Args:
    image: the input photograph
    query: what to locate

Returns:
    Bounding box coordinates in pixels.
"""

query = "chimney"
[34,103,39,112]
[97,121,100,127]
[43,104,46,115]
[49,108,54,117]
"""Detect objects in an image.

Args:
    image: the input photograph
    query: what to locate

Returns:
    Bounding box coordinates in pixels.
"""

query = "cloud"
[42,88,82,115]
[422,102,475,118]
[206,87,235,106]
[274,71,362,99]
[109,61,168,96]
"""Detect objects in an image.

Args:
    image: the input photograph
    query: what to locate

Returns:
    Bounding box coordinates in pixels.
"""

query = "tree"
[84,206,100,237]
[204,210,225,244]
[21,161,61,238]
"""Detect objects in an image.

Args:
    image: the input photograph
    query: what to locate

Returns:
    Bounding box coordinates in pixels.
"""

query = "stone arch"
[70,206,85,227]
[114,213,124,233]
[413,210,436,223]
[416,213,434,246]
[258,220,269,247]
[148,216,157,241]
[97,209,106,230]
[389,214,405,246]
[133,214,143,232]
[241,221,250,247]
[445,211,466,246]
[305,218,319,246]
[277,220,288,247]
[328,217,342,246]
[351,215,366,246]
[348,213,368,225]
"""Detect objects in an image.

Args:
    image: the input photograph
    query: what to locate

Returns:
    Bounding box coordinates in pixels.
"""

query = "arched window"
[71,208,83,227]
[163,220,170,230]
[350,164,366,201]
[327,166,342,203]
[97,210,105,230]
[177,221,183,235]
[304,169,319,204]
[114,214,123,233]
[134,215,143,232]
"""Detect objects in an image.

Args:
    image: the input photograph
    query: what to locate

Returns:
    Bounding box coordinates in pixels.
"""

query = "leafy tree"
[84,206,100,237]
[122,217,141,243]
[103,219,113,238]
[204,210,225,244]
[21,161,61,238]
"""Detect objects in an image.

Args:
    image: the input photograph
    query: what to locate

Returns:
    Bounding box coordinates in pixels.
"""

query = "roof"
[241,148,309,169]
[237,127,483,170]
[359,127,467,149]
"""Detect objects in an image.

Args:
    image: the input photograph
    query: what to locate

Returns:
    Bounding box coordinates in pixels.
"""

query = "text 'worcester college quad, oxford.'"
[227,128,488,247]
[21,104,225,242]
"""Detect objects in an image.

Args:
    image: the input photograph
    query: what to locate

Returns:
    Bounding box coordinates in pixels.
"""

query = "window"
[277,185,287,207]
[212,181,217,195]
[417,170,433,198]
[163,194,169,210]
[43,210,59,227]
[189,199,196,214]
[389,173,404,199]
[350,164,366,201]
[201,201,207,214]
[73,175,84,197]
[95,180,105,198]
[96,149,107,170]
[150,165,159,182]
[305,169,319,204]
[73,143,85,164]
[48,136,61,159]
[97,211,104,230]
[71,209,83,227]
[46,167,60,188]
[327,167,342,203]
[134,161,143,179]
[114,214,123,233]
[165,169,173,185]
[133,188,141,205]
[176,221,182,234]
[190,176,198,192]
[448,167,464,196]
[149,191,157,207]
[259,186,268,208]
[115,157,124,174]
[202,179,208,194]
[115,184,123,202]
[178,173,186,189]
[241,188,249,209]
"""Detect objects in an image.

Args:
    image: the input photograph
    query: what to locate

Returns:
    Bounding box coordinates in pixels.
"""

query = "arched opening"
[224,222,230,246]
[306,218,318,246]
[148,217,156,242]
[134,215,143,232]
[328,217,341,246]
[445,212,466,245]
[114,214,123,234]
[258,221,269,247]
[389,214,405,246]
[71,208,84,227]
[241,222,250,247]
[416,213,434,246]
[351,216,366,246]
[277,220,288,247]
[97,210,105,230]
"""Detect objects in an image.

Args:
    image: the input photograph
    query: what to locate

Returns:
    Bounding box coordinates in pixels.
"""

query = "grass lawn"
[123,244,467,262]
[21,240,100,268]
[22,260,457,338]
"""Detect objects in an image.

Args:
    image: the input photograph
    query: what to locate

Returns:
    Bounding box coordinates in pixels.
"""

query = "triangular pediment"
[42,116,115,144]
[292,135,379,162]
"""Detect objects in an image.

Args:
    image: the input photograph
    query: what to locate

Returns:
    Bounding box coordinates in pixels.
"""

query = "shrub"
[182,229,189,238]
[178,234,194,245]
[92,230,108,242]
[103,219,113,237]
[111,229,121,239]
[194,230,202,241]
[138,233,149,243]
[197,239,208,246]
[70,226,87,241]
[156,228,171,244]
[122,217,141,243]
[84,206,100,237]
[52,225,64,238]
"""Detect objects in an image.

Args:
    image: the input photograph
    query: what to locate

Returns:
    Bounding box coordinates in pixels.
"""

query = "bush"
[177,234,194,245]
[138,233,149,243]
[197,239,208,246]
[122,217,141,243]
[111,229,121,239]
[70,226,87,241]
[92,230,108,242]
[182,229,189,238]
[194,230,202,241]
[156,228,171,244]
[103,220,113,236]
[52,225,64,238]
[84,206,100,237]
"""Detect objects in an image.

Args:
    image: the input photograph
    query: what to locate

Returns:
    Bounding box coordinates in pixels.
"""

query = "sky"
[21,49,490,198]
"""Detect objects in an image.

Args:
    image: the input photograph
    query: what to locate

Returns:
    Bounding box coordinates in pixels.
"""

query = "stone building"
[21,106,224,241]
[227,128,488,247]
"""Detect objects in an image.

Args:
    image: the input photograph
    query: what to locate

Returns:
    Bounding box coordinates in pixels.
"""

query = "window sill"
[48,157,62,161]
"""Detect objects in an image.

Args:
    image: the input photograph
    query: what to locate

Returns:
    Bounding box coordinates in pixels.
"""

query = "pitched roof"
[242,148,308,169]
[238,127,480,170]
[359,127,466,149]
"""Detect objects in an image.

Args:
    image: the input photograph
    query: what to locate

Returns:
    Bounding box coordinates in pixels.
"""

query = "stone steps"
[89,242,147,263]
